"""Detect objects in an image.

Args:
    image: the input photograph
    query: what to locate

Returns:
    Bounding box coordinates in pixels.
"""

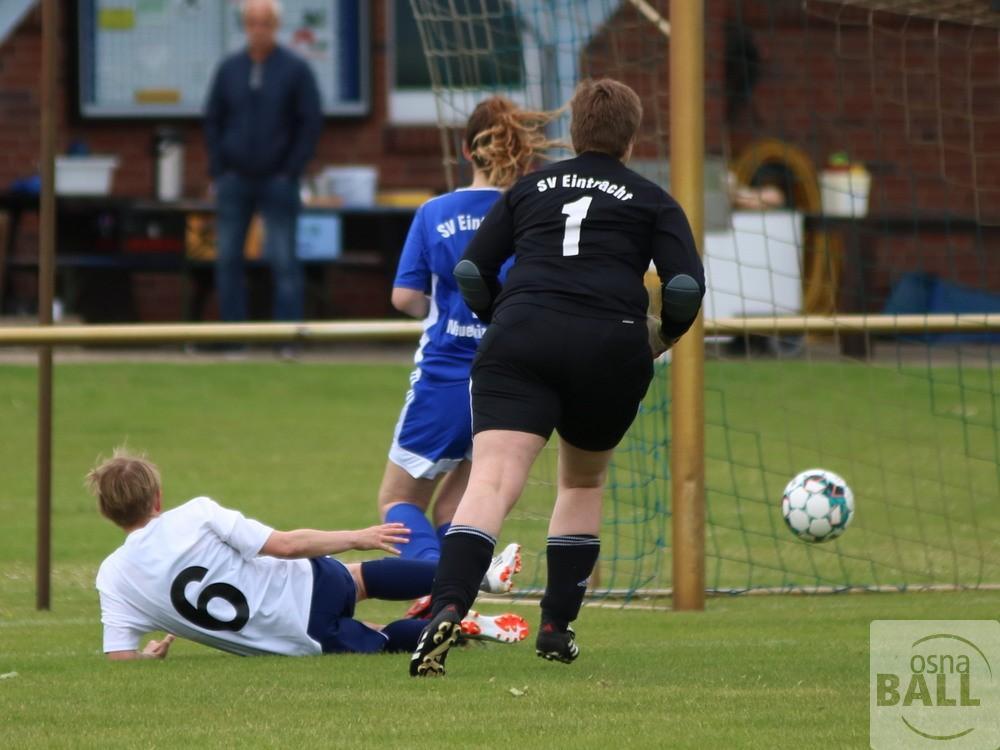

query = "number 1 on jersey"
[561,196,593,257]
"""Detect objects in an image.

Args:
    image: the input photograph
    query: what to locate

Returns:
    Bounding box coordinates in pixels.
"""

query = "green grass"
[520,359,1000,594]
[1,360,998,748]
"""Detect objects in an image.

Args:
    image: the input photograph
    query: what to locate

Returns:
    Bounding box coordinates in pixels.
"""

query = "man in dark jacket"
[205,0,322,323]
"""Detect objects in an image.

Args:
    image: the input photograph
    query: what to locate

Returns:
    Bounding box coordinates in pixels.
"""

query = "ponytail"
[465,97,562,188]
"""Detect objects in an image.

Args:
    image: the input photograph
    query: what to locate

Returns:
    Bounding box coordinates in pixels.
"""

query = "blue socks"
[360,558,437,600]
[385,503,441,562]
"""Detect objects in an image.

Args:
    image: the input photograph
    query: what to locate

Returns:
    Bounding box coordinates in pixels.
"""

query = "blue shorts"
[307,557,387,654]
[389,370,472,480]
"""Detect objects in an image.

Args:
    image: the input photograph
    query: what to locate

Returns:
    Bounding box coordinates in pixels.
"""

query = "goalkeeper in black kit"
[410,78,705,676]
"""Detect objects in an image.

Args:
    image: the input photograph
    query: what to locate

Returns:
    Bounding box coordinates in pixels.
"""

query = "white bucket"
[156,143,184,202]
[820,169,871,218]
[55,156,120,196]
[318,166,378,207]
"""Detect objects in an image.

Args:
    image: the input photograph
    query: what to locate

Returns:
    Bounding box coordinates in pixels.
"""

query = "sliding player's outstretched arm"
[106,634,176,662]
[259,523,411,559]
[99,582,178,662]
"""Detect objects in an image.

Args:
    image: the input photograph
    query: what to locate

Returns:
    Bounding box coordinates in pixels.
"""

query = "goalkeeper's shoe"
[459,611,530,644]
[409,606,462,677]
[405,542,521,622]
[535,623,580,664]
[479,542,522,594]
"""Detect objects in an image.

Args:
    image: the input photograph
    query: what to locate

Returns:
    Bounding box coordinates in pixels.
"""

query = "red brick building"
[724,1,1000,306]
[1,1,996,320]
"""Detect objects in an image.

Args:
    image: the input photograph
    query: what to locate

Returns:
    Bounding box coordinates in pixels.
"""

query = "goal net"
[406,0,1000,598]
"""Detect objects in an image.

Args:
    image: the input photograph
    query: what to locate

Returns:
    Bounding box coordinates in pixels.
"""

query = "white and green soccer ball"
[781,469,854,542]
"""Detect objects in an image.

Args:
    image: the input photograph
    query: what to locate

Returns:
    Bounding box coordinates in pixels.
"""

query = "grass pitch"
[1,360,998,748]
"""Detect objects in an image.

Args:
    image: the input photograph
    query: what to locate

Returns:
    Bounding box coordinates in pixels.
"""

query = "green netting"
[407,0,1000,598]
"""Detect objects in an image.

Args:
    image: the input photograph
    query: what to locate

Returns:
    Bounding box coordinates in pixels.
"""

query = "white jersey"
[96,497,321,657]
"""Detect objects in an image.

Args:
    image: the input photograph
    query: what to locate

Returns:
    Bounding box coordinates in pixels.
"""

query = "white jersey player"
[89,450,529,661]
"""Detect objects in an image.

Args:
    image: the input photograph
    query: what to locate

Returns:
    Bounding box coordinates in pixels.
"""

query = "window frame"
[386,0,544,125]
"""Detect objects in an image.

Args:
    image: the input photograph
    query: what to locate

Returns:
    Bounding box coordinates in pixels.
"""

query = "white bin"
[318,166,378,207]
[820,168,871,217]
[55,156,120,196]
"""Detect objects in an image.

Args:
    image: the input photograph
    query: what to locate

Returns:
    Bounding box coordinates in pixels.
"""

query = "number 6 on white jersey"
[561,196,593,257]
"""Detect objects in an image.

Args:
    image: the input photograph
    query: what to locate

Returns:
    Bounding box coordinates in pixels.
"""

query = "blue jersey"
[394,188,507,383]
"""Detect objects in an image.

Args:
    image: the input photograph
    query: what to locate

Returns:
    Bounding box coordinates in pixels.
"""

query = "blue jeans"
[215,173,304,322]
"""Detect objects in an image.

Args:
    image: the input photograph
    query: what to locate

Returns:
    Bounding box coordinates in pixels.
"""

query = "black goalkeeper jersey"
[461,150,705,323]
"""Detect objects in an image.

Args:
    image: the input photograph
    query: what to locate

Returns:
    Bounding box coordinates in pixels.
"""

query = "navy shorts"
[307,557,387,654]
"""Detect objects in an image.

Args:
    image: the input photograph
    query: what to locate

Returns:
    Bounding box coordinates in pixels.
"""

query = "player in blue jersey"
[377,98,558,612]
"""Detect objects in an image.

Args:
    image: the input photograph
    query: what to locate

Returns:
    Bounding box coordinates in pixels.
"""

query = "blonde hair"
[569,78,643,159]
[85,448,161,528]
[465,96,561,188]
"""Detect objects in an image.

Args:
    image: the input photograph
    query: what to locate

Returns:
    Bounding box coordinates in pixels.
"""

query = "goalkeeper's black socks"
[429,525,496,618]
[540,534,600,631]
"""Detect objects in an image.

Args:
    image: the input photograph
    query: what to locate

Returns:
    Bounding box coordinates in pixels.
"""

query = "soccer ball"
[781,468,854,542]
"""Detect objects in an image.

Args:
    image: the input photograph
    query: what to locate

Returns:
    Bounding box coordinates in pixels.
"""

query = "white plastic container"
[820,168,871,217]
[155,140,184,202]
[296,214,343,260]
[55,156,120,196]
[318,166,378,207]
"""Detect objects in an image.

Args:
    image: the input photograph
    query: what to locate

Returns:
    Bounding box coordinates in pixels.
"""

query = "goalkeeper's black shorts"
[470,302,655,452]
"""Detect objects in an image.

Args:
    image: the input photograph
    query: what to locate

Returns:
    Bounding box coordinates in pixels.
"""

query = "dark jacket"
[204,45,322,179]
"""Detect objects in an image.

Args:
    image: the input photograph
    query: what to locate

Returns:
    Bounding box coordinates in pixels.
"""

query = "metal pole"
[669,0,705,611]
[36,0,58,610]
[0,314,996,347]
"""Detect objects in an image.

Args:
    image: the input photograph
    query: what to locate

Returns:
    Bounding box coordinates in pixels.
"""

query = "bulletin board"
[77,0,369,117]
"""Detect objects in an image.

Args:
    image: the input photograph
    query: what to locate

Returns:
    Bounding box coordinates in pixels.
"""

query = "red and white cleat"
[479,542,522,594]
[405,594,433,620]
[460,610,530,644]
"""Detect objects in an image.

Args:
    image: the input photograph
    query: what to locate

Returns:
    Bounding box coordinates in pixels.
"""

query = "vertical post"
[669,0,705,611]
[37,0,58,610]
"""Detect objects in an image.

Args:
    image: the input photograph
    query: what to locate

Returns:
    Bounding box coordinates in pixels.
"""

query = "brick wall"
[4,3,996,223]
[582,0,727,159]
[724,0,1000,224]
[719,0,999,299]
[2,2,996,320]
[865,229,1000,311]
[581,0,999,226]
